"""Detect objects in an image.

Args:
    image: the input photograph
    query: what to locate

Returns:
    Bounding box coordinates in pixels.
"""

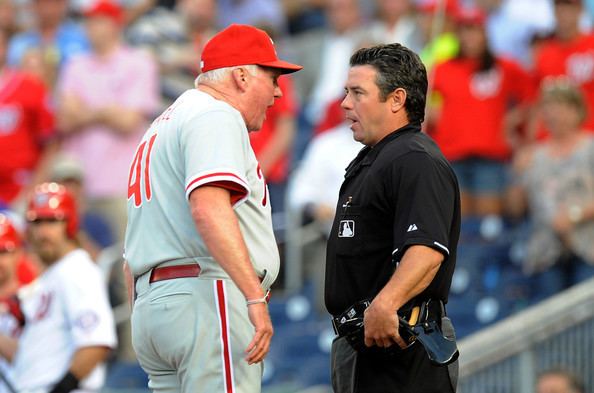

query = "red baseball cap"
[417,0,459,17]
[200,24,302,74]
[456,7,487,26]
[84,0,124,24]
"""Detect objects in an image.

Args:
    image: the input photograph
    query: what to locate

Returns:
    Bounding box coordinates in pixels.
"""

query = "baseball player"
[124,24,301,392]
[0,214,26,393]
[0,183,117,392]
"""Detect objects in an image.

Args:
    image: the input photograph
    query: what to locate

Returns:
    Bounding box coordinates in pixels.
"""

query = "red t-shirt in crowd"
[432,57,535,161]
[534,33,594,132]
[249,76,298,183]
[0,69,54,204]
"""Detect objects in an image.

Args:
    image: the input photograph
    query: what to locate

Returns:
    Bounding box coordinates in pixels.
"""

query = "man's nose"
[274,85,283,99]
[341,94,352,109]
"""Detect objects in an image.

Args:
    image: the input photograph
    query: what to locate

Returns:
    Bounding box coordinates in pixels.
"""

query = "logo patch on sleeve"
[338,220,355,237]
[74,311,100,331]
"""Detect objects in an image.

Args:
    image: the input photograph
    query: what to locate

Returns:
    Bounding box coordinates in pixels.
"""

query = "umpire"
[325,43,461,393]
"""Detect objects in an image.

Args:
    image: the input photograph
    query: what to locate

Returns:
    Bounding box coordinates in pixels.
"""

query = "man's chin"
[247,121,265,132]
[351,129,364,143]
[36,248,59,265]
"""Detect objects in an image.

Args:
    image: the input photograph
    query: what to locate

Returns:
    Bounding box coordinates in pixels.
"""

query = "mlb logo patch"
[338,220,355,237]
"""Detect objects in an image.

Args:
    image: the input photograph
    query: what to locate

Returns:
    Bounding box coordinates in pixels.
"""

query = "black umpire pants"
[331,336,458,393]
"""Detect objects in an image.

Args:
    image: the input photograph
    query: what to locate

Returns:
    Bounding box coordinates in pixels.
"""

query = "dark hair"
[477,50,496,72]
[457,26,496,72]
[349,43,428,124]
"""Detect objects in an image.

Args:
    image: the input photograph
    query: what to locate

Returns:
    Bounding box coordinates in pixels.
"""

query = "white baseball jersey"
[0,301,21,393]
[12,249,117,392]
[124,89,280,283]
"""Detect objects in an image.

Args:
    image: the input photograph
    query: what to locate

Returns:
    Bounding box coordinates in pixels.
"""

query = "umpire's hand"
[245,303,274,364]
[363,298,408,349]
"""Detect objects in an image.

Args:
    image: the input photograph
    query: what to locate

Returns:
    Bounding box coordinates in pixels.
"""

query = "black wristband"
[49,371,79,393]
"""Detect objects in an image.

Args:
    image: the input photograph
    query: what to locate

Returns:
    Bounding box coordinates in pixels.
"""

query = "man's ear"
[391,88,407,113]
[232,67,249,92]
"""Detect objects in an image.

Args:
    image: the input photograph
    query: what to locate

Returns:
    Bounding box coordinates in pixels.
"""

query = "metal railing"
[283,204,328,293]
[458,276,594,392]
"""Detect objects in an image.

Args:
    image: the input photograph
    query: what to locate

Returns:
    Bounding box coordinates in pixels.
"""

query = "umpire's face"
[342,65,406,146]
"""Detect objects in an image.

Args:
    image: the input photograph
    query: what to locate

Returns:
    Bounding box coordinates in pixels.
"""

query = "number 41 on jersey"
[128,133,157,207]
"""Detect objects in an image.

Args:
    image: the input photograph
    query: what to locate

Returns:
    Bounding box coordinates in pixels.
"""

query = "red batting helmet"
[0,214,22,252]
[26,182,79,238]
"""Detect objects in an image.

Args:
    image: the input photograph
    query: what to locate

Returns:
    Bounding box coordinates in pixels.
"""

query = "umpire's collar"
[345,123,421,178]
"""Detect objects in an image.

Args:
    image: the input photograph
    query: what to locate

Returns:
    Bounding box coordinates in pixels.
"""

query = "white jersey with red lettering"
[12,249,117,392]
[0,303,21,393]
[124,89,279,286]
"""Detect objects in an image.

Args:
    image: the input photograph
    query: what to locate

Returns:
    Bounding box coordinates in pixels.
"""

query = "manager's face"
[243,66,283,131]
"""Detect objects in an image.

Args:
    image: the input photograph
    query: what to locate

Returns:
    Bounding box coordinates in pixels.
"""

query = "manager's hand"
[245,302,273,364]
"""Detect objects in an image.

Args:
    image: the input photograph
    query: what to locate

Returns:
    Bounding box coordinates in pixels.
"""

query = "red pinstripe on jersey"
[144,133,158,201]
[186,172,247,191]
[186,172,249,206]
[215,280,235,393]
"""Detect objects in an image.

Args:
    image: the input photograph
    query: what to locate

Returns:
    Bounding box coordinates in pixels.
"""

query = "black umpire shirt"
[325,123,461,317]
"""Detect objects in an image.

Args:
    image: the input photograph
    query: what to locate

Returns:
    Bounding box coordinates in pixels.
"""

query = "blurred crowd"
[1,0,594,385]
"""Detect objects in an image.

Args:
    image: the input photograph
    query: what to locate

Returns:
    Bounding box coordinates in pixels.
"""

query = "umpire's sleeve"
[389,151,456,263]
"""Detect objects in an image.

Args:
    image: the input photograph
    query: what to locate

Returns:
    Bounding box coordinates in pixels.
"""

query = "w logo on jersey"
[34,292,53,321]
[471,68,502,100]
[567,52,594,84]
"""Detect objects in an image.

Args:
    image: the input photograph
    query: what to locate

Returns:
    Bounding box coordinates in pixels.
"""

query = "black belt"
[332,299,459,365]
[331,299,438,338]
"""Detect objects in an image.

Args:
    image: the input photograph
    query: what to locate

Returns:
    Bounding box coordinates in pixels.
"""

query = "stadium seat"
[104,361,149,388]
